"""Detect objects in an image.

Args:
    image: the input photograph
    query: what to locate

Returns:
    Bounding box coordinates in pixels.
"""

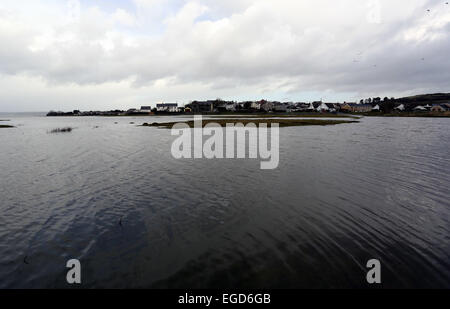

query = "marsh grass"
[143,119,359,129]
[48,127,73,134]
[209,113,358,119]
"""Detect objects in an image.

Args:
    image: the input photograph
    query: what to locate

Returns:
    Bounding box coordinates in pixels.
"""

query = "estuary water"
[0,114,449,288]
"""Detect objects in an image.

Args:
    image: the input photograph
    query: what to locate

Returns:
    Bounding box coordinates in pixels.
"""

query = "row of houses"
[126,101,450,115]
[411,103,450,112]
[185,100,371,113]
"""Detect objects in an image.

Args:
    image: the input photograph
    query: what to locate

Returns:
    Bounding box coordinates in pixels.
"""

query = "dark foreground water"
[0,114,449,288]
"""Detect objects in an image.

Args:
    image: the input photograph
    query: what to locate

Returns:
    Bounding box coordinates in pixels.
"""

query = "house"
[273,103,288,112]
[372,104,381,111]
[354,104,372,113]
[431,104,449,112]
[225,103,236,111]
[413,105,427,111]
[340,103,354,112]
[394,104,405,112]
[322,103,338,112]
[304,103,316,112]
[250,100,274,111]
[140,106,152,113]
[251,101,262,110]
[295,103,309,111]
[340,103,372,113]
[189,101,215,113]
[156,103,178,112]
[317,102,329,112]
[261,101,274,112]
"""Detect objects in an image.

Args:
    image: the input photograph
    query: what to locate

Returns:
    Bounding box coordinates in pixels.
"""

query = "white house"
[317,102,329,112]
[307,103,316,111]
[414,105,426,111]
[157,103,178,112]
[225,103,236,111]
[251,102,261,110]
[372,105,380,111]
[394,104,405,111]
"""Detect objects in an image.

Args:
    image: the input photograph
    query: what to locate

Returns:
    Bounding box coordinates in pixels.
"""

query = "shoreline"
[355,111,450,118]
[43,111,450,118]
[142,118,359,129]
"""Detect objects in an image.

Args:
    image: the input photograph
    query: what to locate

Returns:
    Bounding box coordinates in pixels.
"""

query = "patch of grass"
[0,124,14,128]
[209,113,358,119]
[143,119,359,129]
[48,127,73,133]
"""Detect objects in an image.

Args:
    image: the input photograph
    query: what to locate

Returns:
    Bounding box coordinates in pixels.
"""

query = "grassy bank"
[48,127,73,133]
[209,113,358,118]
[142,118,359,129]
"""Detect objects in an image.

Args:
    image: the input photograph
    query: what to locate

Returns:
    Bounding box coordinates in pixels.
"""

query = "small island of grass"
[142,118,359,129]
[0,124,15,128]
[48,127,73,133]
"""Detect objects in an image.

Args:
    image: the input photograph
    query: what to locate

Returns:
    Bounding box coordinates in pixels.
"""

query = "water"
[0,114,449,288]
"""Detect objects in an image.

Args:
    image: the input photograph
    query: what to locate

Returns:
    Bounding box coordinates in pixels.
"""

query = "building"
[273,103,288,112]
[225,103,237,111]
[140,106,152,113]
[156,103,178,112]
[305,103,316,112]
[394,104,405,112]
[413,105,427,111]
[317,102,329,112]
[260,101,274,112]
[251,101,262,110]
[341,103,372,113]
[189,101,215,113]
[431,104,449,112]
[325,103,338,112]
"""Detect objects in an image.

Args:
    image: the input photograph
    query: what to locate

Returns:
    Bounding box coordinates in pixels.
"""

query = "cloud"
[0,0,449,111]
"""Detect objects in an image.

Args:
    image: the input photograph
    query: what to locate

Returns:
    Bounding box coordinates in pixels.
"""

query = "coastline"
[355,111,450,117]
[142,118,359,129]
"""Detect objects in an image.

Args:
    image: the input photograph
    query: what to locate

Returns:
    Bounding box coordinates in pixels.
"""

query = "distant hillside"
[394,93,450,105]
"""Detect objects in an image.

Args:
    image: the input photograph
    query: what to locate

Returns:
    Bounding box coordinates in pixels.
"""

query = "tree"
[381,100,395,114]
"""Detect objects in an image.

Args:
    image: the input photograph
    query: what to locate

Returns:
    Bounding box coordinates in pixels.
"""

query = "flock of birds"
[427,2,448,12]
[353,2,449,67]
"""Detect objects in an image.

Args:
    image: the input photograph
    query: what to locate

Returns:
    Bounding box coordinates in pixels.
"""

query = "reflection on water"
[0,114,449,288]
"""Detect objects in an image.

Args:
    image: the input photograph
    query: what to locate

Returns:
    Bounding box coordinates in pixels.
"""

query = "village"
[47,96,450,117]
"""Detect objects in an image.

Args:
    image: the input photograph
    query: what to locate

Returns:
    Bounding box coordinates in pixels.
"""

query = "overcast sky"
[0,0,449,111]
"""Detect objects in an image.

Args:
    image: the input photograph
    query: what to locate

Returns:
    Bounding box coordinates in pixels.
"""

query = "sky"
[0,0,449,112]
